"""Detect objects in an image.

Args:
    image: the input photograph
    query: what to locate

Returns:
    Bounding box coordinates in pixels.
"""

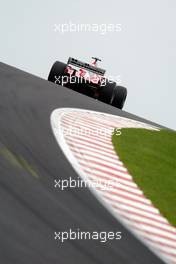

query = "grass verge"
[112,128,176,226]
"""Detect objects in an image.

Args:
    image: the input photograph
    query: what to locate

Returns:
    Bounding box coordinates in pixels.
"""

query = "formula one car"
[48,57,127,109]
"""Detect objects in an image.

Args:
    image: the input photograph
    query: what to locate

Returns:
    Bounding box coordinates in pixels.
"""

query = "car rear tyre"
[48,61,67,84]
[98,80,116,104]
[111,86,127,109]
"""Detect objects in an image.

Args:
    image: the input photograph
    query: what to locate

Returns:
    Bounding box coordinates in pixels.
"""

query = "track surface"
[0,62,165,264]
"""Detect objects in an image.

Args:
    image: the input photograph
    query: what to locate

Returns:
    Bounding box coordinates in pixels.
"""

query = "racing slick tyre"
[98,80,116,104]
[111,85,127,109]
[48,61,67,85]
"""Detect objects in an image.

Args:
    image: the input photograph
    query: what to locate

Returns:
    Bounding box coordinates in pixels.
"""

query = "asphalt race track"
[0,62,165,264]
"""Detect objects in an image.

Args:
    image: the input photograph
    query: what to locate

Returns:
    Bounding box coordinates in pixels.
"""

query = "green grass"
[112,128,176,226]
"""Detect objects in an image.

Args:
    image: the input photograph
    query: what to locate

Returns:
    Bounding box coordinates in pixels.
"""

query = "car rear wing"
[67,57,106,76]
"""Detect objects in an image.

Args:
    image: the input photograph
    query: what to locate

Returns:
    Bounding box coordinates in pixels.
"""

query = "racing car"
[48,57,127,109]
